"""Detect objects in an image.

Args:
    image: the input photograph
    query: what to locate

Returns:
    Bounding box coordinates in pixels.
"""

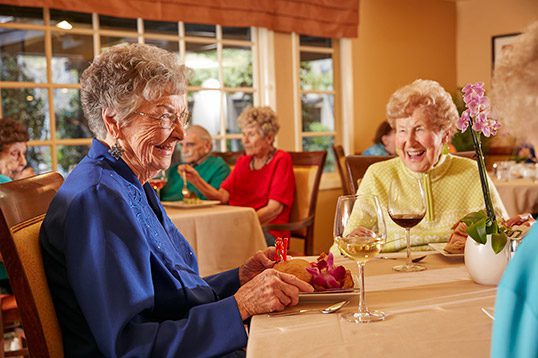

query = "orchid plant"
[456,82,507,254]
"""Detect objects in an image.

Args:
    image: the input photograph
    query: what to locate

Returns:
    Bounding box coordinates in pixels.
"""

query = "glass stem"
[357,261,368,314]
[405,228,412,266]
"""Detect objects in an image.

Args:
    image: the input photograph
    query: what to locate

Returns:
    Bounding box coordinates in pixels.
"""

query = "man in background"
[161,125,230,201]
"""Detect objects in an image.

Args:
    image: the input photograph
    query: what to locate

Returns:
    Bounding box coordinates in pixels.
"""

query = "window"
[293,34,338,172]
[0,5,260,176]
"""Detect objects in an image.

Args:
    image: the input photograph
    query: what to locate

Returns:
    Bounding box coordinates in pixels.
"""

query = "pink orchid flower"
[306,252,347,290]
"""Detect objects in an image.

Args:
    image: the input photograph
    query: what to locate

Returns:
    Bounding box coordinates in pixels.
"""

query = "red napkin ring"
[274,237,289,262]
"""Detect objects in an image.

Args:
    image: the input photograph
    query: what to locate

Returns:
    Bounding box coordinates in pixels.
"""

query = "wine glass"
[387,178,427,272]
[149,170,167,197]
[334,194,387,323]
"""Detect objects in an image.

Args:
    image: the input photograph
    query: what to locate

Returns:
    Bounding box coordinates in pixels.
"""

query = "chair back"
[345,155,393,194]
[454,151,476,160]
[332,145,354,195]
[212,151,244,170]
[264,151,326,255]
[0,172,64,357]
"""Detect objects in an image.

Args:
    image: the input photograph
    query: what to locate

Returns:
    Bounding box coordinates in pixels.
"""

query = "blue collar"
[87,138,143,189]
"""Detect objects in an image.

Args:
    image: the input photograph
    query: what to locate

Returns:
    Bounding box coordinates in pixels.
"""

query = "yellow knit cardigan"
[331,154,508,253]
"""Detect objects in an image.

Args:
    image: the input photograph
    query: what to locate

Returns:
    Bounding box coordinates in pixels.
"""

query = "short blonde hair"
[491,21,538,140]
[80,43,190,139]
[386,79,458,135]
[237,106,279,138]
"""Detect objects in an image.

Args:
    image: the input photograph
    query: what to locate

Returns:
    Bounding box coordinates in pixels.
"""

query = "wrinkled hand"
[449,221,468,241]
[445,220,468,254]
[503,213,536,228]
[239,247,276,285]
[347,226,376,238]
[234,269,314,320]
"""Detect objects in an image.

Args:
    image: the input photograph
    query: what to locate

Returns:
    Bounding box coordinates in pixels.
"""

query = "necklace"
[250,148,276,170]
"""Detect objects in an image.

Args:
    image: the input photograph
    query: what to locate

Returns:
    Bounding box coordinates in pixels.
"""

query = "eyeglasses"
[136,109,191,129]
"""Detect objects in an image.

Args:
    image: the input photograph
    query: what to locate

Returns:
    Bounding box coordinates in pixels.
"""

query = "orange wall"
[351,0,457,153]
[457,0,538,89]
[275,0,537,254]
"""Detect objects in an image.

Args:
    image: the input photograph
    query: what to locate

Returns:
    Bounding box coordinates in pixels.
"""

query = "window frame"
[291,33,353,187]
[0,7,263,173]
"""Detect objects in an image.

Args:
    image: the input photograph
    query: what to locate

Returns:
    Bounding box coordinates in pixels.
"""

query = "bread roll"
[273,259,312,283]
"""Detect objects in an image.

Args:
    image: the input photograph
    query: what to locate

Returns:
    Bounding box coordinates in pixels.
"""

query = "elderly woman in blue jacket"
[40,43,312,357]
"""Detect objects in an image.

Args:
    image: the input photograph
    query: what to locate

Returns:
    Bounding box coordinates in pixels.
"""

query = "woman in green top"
[160,124,230,201]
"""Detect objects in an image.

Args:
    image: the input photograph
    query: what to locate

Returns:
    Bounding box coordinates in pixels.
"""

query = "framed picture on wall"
[491,32,521,70]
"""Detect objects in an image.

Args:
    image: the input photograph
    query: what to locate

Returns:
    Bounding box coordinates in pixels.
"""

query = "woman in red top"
[183,106,295,245]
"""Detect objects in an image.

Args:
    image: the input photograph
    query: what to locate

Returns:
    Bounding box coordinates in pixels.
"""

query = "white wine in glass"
[334,194,387,323]
[388,178,427,272]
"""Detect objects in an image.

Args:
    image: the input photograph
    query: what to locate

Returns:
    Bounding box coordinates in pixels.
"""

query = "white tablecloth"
[165,204,267,276]
[247,254,494,357]
[493,177,538,216]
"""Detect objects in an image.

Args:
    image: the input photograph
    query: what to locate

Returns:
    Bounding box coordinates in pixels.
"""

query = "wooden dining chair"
[0,172,64,357]
[332,145,354,195]
[454,150,476,160]
[345,155,394,194]
[264,151,327,256]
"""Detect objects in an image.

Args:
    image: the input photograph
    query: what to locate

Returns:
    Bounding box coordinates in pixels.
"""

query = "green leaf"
[485,218,499,235]
[460,211,486,227]
[491,231,508,254]
[467,217,487,244]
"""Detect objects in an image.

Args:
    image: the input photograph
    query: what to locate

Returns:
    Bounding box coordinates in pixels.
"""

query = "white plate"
[299,287,359,302]
[298,273,359,302]
[428,243,464,257]
[161,200,221,209]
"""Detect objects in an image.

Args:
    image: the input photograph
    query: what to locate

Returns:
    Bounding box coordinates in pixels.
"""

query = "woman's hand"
[449,220,468,239]
[239,247,276,285]
[503,213,536,228]
[445,220,468,254]
[234,269,314,320]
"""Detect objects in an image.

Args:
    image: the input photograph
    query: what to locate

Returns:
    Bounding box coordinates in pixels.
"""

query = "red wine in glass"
[388,214,424,229]
[387,178,427,272]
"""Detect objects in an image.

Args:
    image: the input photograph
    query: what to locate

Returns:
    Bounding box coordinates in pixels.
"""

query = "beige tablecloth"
[165,205,266,276]
[493,177,538,216]
[247,254,494,357]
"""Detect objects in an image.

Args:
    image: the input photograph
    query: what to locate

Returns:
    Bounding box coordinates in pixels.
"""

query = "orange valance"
[0,0,359,38]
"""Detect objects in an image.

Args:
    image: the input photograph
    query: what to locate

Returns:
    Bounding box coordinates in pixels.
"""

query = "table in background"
[493,177,538,216]
[165,205,266,276]
[247,254,494,357]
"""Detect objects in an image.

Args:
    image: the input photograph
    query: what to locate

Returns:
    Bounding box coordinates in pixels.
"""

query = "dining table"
[164,203,267,276]
[247,253,495,357]
[492,177,538,216]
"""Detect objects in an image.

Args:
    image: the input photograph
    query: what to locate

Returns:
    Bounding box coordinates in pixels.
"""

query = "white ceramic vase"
[464,235,510,286]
